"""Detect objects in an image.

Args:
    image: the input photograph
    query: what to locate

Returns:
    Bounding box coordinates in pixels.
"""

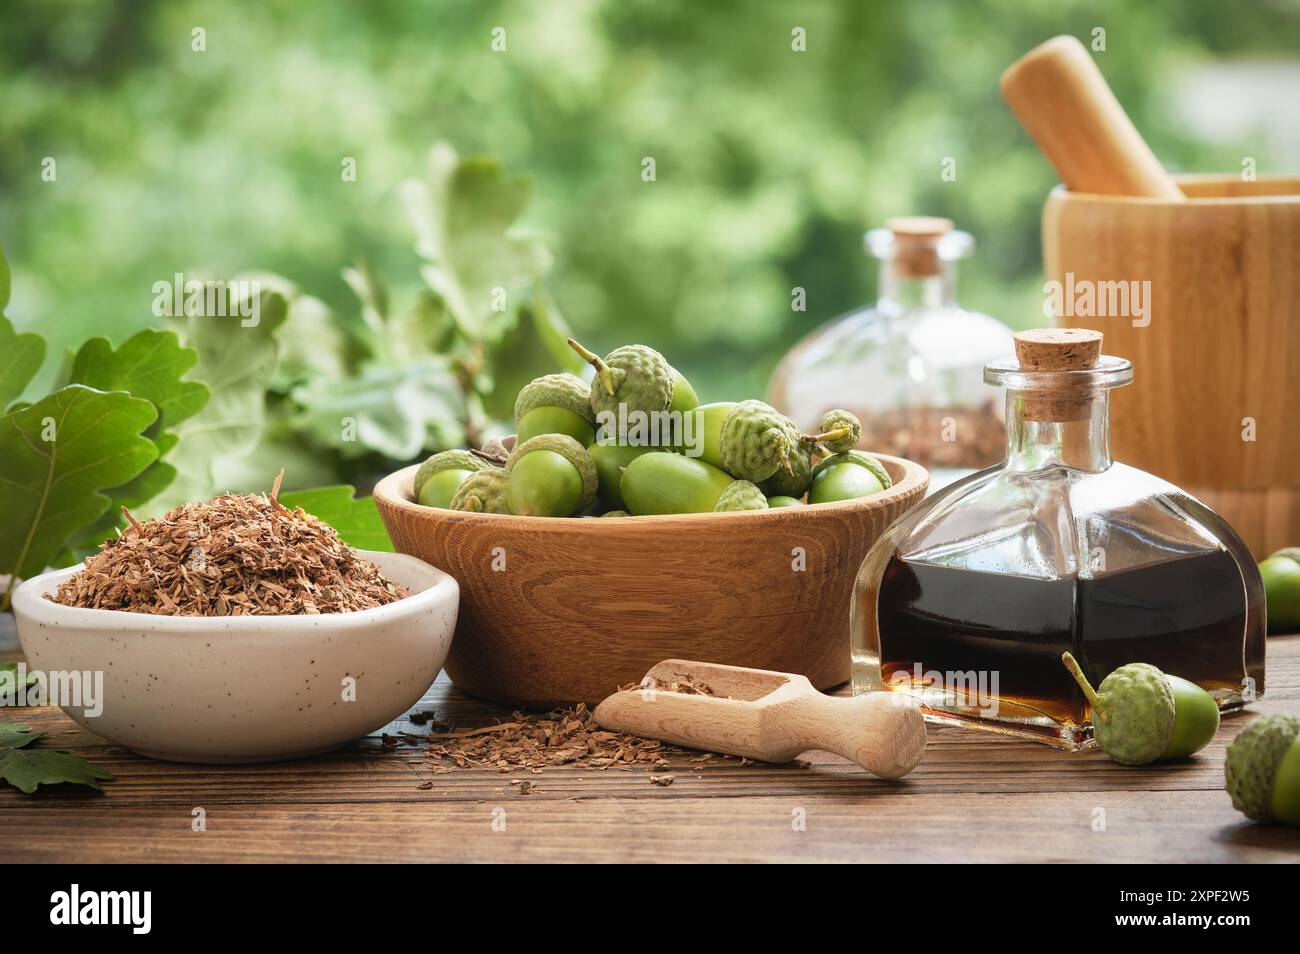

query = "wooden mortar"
[1044,177,1300,557]
[1004,35,1299,556]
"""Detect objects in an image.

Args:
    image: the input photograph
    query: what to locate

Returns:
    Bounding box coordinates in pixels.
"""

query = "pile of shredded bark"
[48,476,406,616]
[424,702,739,780]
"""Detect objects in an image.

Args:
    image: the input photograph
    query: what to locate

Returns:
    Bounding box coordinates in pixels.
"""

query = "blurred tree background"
[1,0,1296,490]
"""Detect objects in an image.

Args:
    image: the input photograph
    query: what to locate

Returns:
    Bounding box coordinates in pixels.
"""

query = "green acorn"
[719,400,801,483]
[714,480,769,512]
[1061,653,1220,766]
[449,467,510,514]
[620,452,733,516]
[588,441,652,510]
[810,450,890,486]
[1259,548,1300,632]
[667,367,700,414]
[567,338,674,418]
[1225,713,1300,825]
[514,373,597,446]
[802,408,862,454]
[505,433,599,517]
[414,449,491,509]
[681,401,735,469]
[807,450,892,504]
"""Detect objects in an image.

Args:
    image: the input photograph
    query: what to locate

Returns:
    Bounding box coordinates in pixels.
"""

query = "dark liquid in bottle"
[877,549,1247,725]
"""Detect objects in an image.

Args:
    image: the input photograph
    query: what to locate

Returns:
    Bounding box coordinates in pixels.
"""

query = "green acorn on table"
[1061,652,1220,765]
[1259,548,1300,633]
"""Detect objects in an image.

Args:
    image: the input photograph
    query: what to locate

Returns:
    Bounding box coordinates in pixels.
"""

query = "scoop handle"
[1000,35,1183,199]
[783,691,927,779]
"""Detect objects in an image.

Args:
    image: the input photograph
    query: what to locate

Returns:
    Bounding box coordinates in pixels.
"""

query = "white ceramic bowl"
[11,551,458,763]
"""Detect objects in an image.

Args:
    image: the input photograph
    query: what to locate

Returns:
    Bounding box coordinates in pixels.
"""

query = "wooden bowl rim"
[1049,174,1300,207]
[373,452,929,529]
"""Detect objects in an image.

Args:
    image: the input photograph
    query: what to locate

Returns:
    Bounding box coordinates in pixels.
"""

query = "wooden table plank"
[2,790,1294,864]
[2,637,1299,862]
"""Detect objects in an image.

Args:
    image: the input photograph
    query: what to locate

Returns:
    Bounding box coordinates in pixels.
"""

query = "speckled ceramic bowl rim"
[373,452,930,527]
[11,549,454,633]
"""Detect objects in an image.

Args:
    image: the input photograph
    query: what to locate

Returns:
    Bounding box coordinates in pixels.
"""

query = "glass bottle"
[768,217,1014,488]
[850,328,1266,749]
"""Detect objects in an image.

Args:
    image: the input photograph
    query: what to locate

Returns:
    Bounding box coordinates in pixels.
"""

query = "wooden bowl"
[373,455,928,707]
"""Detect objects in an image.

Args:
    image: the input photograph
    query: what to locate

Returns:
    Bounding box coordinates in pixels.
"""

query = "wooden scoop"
[593,659,927,779]
[1001,35,1184,199]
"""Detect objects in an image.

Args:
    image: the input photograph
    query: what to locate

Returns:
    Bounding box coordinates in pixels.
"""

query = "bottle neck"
[878,259,956,311]
[1003,389,1113,473]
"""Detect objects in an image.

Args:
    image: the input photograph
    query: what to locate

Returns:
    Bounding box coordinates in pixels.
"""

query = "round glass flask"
[768,217,1014,488]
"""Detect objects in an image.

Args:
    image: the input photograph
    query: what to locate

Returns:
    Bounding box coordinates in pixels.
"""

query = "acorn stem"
[1061,652,1107,720]
[470,447,508,467]
[566,337,616,395]
[801,426,851,445]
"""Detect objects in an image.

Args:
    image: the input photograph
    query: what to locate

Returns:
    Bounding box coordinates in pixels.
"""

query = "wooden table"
[3,638,1299,864]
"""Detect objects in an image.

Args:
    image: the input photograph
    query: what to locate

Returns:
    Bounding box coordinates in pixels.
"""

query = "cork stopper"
[1013,328,1103,421]
[887,216,953,277]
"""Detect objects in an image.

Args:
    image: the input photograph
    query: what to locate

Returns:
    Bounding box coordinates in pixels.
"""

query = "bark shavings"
[47,481,407,616]
[423,702,742,788]
[616,673,719,697]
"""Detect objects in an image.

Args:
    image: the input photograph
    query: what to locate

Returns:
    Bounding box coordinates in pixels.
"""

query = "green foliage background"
[1,0,1295,487]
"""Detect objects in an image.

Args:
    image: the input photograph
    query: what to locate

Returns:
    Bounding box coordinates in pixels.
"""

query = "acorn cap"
[414,449,491,499]
[760,442,813,498]
[1225,713,1300,822]
[719,400,800,483]
[506,433,599,511]
[514,373,596,427]
[449,467,510,514]
[809,408,862,454]
[714,480,769,512]
[1013,327,1103,422]
[1093,663,1175,766]
[810,450,892,490]
[569,340,674,418]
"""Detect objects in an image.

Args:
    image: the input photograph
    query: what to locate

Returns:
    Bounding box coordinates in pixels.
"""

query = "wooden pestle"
[1001,35,1184,199]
